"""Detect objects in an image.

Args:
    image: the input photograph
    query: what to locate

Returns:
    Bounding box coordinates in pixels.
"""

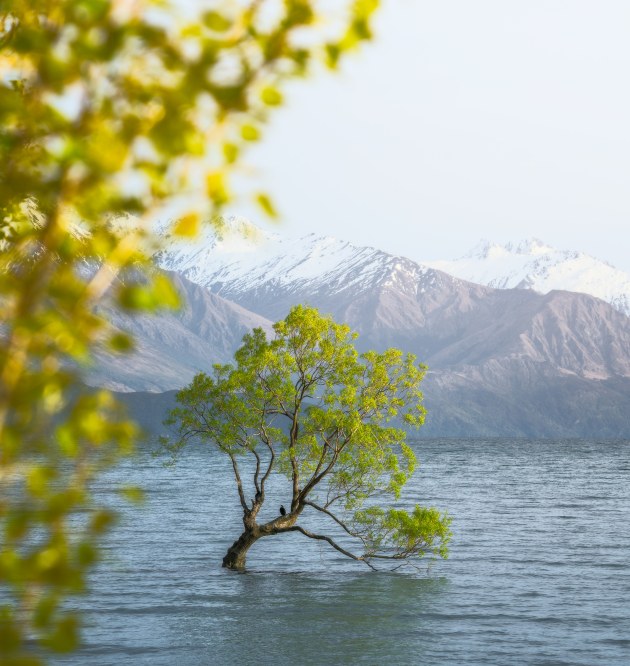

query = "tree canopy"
[0,1,380,661]
[166,305,452,570]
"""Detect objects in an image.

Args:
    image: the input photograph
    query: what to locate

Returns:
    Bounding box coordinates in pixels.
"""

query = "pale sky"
[235,0,630,272]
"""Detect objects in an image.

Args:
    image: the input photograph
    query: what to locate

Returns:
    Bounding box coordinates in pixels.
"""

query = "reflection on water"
[53,439,630,666]
[206,573,449,666]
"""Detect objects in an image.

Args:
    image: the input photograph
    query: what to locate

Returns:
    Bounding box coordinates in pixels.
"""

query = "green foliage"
[166,306,452,568]
[1,0,380,661]
[354,505,452,560]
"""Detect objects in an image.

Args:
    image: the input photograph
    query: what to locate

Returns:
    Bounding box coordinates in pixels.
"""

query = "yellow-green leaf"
[261,87,283,106]
[256,193,278,218]
[241,124,261,141]
[173,214,200,238]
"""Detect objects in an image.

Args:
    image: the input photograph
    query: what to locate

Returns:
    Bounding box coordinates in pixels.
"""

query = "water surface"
[54,439,630,665]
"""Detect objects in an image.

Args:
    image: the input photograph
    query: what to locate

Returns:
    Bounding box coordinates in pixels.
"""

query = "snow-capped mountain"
[155,217,437,309]
[155,219,501,350]
[154,220,630,381]
[86,219,630,436]
[424,238,630,317]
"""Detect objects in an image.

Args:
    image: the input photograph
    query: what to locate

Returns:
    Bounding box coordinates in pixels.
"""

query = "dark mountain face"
[421,370,630,437]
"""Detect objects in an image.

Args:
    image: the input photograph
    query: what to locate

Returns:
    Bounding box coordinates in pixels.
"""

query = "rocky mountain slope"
[424,238,630,317]
[89,271,272,392]
[155,222,630,377]
[143,221,630,436]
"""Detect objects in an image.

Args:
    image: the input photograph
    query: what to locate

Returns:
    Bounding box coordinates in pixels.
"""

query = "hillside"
[87,222,630,436]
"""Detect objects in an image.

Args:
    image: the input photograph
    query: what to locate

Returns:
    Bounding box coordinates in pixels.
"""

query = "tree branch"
[299,433,332,496]
[258,421,275,494]
[287,525,376,570]
[289,414,300,508]
[251,447,262,496]
[365,551,415,561]
[298,443,339,501]
[303,500,358,539]
[255,369,291,416]
[228,453,249,513]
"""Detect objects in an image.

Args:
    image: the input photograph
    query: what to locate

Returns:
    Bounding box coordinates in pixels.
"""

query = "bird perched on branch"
[279,505,286,516]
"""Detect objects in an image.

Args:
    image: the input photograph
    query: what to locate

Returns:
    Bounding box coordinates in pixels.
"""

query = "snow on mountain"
[424,238,630,317]
[102,219,630,436]
[154,217,435,307]
[153,220,630,382]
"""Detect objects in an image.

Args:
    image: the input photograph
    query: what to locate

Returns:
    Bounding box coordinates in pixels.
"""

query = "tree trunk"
[222,529,260,570]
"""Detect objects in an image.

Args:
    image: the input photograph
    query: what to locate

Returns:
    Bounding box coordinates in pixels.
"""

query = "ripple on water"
[51,438,630,666]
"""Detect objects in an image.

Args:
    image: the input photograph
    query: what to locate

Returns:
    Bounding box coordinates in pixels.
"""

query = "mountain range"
[424,238,630,317]
[90,220,630,437]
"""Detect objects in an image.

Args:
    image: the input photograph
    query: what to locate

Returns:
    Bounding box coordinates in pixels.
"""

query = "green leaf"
[173,214,200,238]
[261,86,283,106]
[203,11,232,32]
[120,485,146,504]
[108,332,134,353]
[241,124,261,141]
[42,614,80,653]
[223,142,239,164]
[255,193,278,218]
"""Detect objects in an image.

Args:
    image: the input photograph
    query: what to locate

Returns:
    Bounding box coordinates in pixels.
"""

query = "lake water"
[53,439,630,665]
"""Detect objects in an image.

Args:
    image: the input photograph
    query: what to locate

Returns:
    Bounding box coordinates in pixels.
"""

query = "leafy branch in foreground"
[165,305,452,571]
[1,0,380,661]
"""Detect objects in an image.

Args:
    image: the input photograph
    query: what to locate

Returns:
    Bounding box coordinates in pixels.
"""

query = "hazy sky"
[237,0,630,271]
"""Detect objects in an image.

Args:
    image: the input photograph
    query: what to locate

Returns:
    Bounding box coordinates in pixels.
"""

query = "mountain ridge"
[424,237,630,316]
[85,221,630,436]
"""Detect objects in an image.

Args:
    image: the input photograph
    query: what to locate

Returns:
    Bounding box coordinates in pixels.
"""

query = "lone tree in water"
[164,306,451,570]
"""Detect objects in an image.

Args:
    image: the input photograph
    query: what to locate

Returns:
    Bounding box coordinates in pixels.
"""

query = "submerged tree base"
[222,531,260,570]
